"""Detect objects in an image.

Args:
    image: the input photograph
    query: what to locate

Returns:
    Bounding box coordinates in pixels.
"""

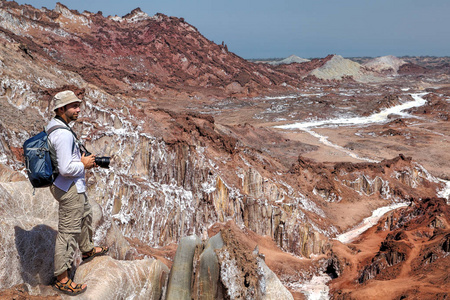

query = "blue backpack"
[23,125,69,188]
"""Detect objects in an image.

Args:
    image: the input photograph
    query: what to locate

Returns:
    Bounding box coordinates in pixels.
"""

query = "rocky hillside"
[0,1,300,99]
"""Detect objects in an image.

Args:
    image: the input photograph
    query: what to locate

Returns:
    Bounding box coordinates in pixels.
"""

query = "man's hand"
[81,153,97,169]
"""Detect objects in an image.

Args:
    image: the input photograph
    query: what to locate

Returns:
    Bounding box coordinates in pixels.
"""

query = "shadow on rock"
[14,225,57,286]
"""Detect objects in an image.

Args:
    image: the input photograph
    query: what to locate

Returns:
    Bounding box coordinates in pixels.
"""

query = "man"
[48,90,108,295]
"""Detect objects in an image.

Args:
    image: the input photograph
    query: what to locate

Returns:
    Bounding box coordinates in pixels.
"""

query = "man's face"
[63,102,81,121]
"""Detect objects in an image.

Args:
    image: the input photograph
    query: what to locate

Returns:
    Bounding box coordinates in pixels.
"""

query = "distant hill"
[267,55,310,66]
[251,55,310,65]
[310,55,381,82]
[363,55,407,74]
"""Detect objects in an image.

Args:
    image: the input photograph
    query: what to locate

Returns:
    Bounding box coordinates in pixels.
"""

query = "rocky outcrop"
[192,233,224,299]
[290,154,441,204]
[70,105,333,258]
[358,237,411,283]
[409,92,450,121]
[163,230,293,300]
[371,94,402,113]
[73,256,170,300]
[342,175,386,196]
[0,181,60,289]
[215,228,294,299]
[166,235,202,300]
[330,197,450,299]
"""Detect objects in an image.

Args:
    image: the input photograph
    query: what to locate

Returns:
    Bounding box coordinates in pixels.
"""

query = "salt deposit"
[310,55,367,81]
[277,93,427,130]
[287,273,331,300]
[437,178,450,204]
[336,202,409,243]
[275,93,427,162]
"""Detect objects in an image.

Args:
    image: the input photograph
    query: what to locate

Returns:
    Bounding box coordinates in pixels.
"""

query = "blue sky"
[15,0,450,59]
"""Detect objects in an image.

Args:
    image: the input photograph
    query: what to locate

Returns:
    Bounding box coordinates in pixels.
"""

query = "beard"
[66,112,78,121]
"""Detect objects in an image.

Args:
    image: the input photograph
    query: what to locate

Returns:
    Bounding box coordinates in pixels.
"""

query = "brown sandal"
[53,278,87,295]
[82,246,109,261]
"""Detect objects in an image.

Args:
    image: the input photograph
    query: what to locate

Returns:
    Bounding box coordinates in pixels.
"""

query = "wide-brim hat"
[53,90,82,111]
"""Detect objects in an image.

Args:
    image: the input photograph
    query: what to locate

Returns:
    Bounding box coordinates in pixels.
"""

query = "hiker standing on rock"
[47,90,108,295]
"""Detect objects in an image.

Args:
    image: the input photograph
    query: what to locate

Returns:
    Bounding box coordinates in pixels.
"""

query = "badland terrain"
[0,1,449,299]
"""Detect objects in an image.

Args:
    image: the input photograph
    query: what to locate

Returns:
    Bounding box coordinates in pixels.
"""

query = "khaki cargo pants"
[50,183,94,277]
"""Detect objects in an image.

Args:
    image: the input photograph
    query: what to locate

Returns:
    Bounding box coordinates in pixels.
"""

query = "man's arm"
[52,131,85,177]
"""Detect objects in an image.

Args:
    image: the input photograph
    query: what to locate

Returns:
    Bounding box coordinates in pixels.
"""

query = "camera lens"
[95,156,110,168]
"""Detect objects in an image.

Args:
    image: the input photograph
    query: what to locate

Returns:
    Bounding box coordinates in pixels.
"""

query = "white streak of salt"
[336,202,409,244]
[276,93,427,130]
[302,127,378,163]
[299,273,331,300]
[437,178,450,205]
[274,93,428,162]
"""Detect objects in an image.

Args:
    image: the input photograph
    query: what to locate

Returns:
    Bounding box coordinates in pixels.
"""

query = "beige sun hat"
[53,90,82,111]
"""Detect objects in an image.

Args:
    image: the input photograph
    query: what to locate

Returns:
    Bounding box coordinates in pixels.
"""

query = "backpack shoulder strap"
[46,125,70,136]
[46,125,78,153]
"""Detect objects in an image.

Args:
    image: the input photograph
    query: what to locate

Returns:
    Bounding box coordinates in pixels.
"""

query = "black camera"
[81,147,110,169]
[94,155,110,169]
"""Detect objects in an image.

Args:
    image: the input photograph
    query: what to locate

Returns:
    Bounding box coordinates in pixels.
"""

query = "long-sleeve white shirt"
[46,118,86,193]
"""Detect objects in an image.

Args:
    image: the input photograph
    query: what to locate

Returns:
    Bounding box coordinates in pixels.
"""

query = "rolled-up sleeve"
[51,130,84,177]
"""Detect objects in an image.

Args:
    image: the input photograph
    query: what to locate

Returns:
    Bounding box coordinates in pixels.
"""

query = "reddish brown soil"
[329,198,450,299]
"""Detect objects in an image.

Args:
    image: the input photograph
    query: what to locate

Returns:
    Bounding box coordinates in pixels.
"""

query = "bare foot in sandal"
[53,272,87,295]
[82,246,109,261]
